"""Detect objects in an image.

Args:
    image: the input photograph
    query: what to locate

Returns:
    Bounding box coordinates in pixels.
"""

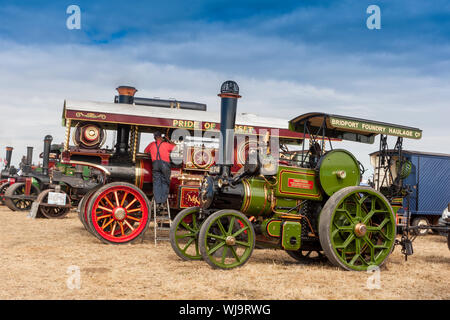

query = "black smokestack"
[115,86,137,154]
[42,135,53,176]
[218,80,241,177]
[26,147,33,166]
[5,147,13,169]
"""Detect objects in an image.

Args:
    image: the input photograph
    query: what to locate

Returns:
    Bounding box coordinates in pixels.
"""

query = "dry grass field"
[0,206,448,300]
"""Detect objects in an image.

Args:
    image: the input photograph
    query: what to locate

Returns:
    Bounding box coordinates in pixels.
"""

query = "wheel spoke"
[232,226,249,238]
[335,234,355,249]
[125,198,137,210]
[206,233,227,241]
[176,232,196,240]
[127,208,142,214]
[126,215,141,222]
[227,216,236,235]
[97,205,113,213]
[114,191,120,207]
[101,218,114,230]
[216,219,227,236]
[235,240,251,247]
[182,237,196,253]
[111,221,117,235]
[103,196,115,209]
[180,221,196,233]
[120,192,129,207]
[119,222,125,236]
[124,220,135,231]
[96,214,112,221]
[221,246,229,264]
[207,241,225,255]
[229,246,240,262]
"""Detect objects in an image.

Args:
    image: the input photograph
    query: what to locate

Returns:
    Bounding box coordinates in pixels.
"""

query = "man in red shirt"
[145,131,176,209]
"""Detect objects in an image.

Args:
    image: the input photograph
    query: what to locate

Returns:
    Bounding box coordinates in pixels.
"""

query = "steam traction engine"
[60,85,304,244]
[1,139,58,213]
[169,80,423,271]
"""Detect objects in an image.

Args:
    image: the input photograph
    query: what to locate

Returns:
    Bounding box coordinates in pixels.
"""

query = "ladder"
[152,198,172,245]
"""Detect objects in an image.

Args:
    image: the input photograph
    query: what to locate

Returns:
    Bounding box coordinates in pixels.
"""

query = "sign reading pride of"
[329,117,422,139]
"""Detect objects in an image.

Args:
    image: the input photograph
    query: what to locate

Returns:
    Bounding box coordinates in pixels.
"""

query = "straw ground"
[0,206,448,300]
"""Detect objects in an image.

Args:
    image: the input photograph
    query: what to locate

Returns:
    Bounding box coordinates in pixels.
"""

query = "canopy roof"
[63,100,305,143]
[289,112,422,144]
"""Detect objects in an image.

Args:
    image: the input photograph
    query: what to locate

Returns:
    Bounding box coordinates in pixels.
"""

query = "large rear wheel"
[86,182,151,244]
[319,186,396,271]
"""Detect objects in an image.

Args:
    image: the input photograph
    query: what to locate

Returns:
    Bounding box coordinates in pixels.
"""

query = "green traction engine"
[169,80,422,271]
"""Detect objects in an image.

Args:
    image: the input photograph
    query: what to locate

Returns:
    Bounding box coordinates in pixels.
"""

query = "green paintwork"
[261,218,281,238]
[328,188,396,271]
[275,165,322,200]
[318,150,361,196]
[282,221,302,250]
[240,178,272,216]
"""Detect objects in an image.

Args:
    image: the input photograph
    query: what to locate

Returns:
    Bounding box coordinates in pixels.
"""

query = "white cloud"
[0,39,448,180]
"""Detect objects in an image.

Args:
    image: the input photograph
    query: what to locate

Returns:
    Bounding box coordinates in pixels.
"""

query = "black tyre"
[77,186,102,233]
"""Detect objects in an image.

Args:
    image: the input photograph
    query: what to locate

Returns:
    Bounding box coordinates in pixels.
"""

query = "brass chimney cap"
[116,86,138,97]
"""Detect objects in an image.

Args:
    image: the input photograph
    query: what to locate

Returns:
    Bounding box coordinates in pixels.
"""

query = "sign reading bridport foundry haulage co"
[329,116,422,139]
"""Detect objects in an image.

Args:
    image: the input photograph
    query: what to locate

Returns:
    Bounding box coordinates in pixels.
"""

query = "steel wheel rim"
[330,189,395,271]
[90,185,149,243]
[202,212,254,269]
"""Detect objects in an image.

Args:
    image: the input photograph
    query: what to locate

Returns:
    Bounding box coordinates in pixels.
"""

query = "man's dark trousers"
[152,160,171,204]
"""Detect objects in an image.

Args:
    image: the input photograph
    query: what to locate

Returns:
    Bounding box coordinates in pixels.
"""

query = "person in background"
[145,131,176,210]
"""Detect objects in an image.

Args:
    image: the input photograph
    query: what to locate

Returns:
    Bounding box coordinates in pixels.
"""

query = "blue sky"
[0,0,449,177]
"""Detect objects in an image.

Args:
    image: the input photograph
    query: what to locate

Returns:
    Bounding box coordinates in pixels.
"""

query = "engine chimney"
[218,80,241,178]
[116,86,137,104]
[42,135,53,176]
[115,86,137,155]
[5,146,13,169]
[26,147,33,166]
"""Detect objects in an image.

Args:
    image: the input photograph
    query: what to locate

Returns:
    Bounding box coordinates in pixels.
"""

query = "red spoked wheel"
[86,182,151,244]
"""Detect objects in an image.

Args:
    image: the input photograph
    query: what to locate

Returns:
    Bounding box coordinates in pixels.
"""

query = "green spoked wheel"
[319,186,396,271]
[199,210,255,269]
[170,207,202,260]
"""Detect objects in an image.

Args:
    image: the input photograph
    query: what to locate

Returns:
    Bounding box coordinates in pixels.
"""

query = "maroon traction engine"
[61,84,304,244]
